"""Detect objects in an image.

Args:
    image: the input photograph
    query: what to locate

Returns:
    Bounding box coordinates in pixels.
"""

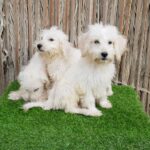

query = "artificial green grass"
[0,81,150,150]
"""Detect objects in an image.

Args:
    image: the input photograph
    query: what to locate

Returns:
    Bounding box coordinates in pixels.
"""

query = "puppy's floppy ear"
[59,40,70,57]
[78,33,89,57]
[58,31,70,56]
[114,34,127,61]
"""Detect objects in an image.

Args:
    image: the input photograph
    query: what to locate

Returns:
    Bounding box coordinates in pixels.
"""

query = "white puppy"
[78,23,127,108]
[8,52,49,102]
[23,24,127,116]
[23,26,97,116]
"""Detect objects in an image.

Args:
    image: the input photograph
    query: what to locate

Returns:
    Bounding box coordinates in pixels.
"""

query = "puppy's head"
[36,26,70,58]
[18,72,49,101]
[78,23,127,63]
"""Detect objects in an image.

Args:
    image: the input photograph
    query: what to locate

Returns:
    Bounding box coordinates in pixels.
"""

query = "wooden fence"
[0,0,150,114]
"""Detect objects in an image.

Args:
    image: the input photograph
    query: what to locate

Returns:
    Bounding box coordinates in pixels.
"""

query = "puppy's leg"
[81,91,102,116]
[107,84,113,96]
[23,84,61,111]
[23,101,51,111]
[99,96,112,109]
[65,107,102,117]
[95,89,112,109]
[23,87,55,111]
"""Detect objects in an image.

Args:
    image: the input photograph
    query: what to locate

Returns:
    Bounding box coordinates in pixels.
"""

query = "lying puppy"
[78,23,127,108]
[23,27,96,116]
[8,52,50,102]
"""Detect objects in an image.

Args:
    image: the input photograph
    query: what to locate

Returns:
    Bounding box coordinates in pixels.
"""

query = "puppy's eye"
[94,40,100,44]
[49,38,54,41]
[33,88,39,92]
[108,41,112,45]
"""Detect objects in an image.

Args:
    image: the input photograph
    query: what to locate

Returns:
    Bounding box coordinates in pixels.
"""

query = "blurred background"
[0,0,150,114]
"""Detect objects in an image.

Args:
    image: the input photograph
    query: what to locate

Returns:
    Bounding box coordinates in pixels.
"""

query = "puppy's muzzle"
[37,44,44,52]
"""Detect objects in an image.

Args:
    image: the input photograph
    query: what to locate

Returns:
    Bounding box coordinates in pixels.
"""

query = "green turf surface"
[0,81,150,150]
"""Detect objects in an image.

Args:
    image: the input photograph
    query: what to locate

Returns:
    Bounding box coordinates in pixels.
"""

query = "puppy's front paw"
[99,100,112,109]
[85,108,102,117]
[22,103,31,111]
[8,92,20,100]
[92,111,103,117]
[107,90,113,96]
[91,109,103,117]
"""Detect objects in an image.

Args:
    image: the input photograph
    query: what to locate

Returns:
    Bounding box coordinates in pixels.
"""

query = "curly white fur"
[78,23,127,108]
[23,24,127,117]
[23,27,99,116]
[8,52,49,102]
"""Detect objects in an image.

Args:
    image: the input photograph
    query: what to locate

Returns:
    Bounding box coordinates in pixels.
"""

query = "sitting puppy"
[8,52,50,102]
[78,23,127,108]
[23,23,127,117]
[23,26,96,116]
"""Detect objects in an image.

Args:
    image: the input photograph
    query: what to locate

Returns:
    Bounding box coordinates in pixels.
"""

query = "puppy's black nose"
[101,52,108,58]
[37,44,42,50]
